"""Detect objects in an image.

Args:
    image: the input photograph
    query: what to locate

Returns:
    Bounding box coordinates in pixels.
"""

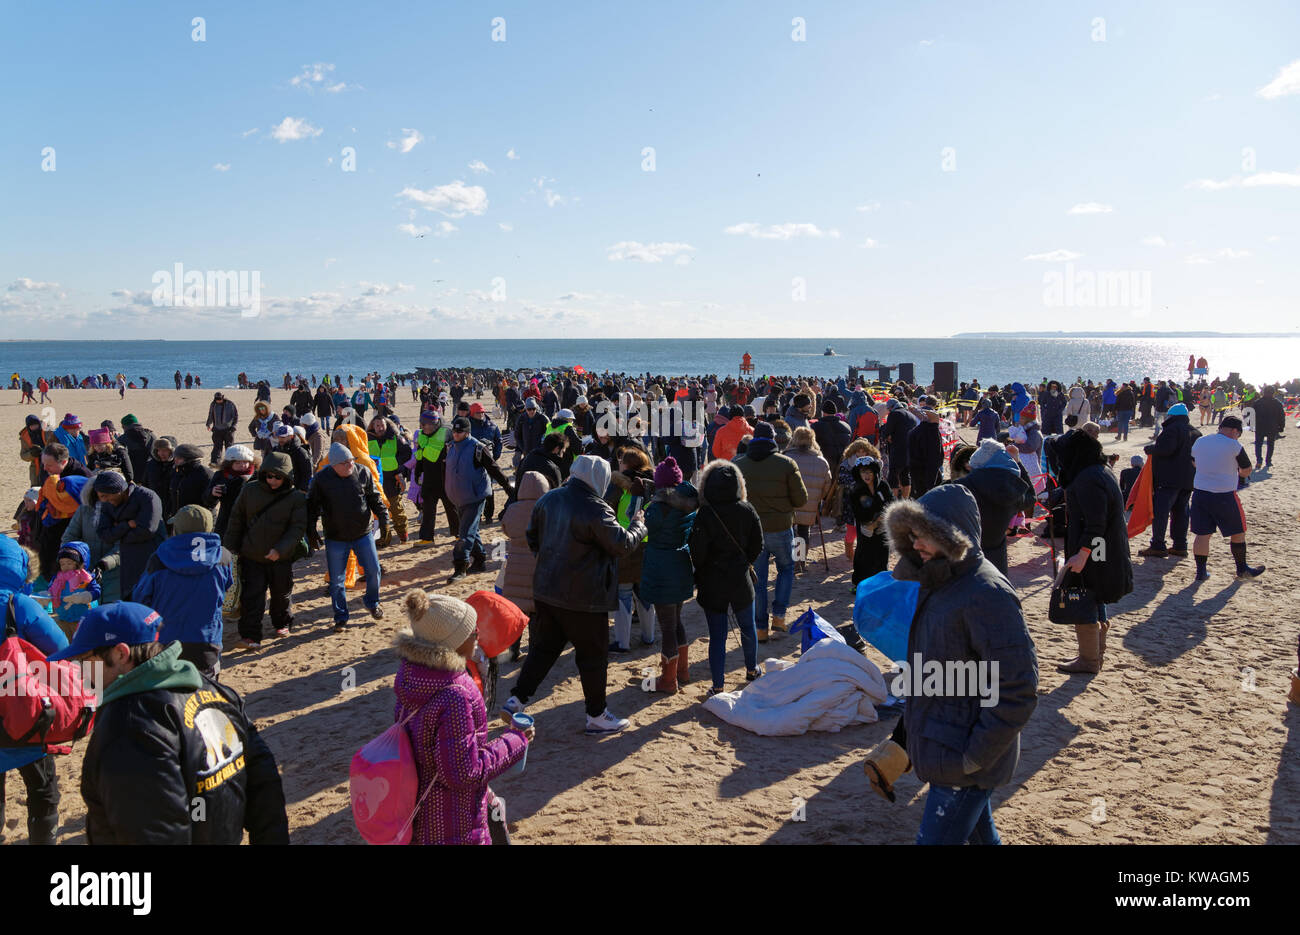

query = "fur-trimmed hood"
[886,484,983,588]
[651,481,698,513]
[393,630,467,672]
[698,458,746,506]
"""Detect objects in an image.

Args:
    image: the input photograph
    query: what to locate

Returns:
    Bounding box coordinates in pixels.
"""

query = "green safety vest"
[416,428,448,463]
[616,491,648,543]
[543,420,567,439]
[368,435,399,472]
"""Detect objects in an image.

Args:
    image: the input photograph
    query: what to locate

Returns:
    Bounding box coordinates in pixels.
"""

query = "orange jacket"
[712,417,753,462]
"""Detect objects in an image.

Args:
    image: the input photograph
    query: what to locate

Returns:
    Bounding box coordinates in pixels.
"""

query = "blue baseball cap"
[48,602,162,660]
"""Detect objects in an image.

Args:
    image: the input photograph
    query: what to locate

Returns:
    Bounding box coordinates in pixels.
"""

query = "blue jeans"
[1254,433,1277,467]
[704,604,757,688]
[325,534,381,623]
[916,784,1001,845]
[455,498,485,565]
[753,528,795,625]
[1116,409,1132,438]
[322,415,332,432]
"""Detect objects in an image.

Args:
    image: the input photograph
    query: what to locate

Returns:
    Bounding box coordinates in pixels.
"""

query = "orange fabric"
[38,476,81,519]
[712,417,753,462]
[1125,457,1153,539]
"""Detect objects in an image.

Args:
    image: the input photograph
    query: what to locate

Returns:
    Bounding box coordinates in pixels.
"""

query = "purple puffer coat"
[393,635,527,845]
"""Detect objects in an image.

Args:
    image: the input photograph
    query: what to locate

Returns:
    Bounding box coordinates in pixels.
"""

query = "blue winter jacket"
[133,533,232,646]
[0,538,70,771]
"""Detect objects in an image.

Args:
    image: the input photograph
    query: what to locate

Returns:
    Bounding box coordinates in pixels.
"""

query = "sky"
[1,0,1298,339]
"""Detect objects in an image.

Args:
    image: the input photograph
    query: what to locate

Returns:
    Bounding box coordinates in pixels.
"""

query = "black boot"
[28,813,58,845]
[468,553,487,574]
[448,558,468,583]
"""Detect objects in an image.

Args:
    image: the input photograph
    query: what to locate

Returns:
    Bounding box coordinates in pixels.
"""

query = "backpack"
[0,596,98,753]
[349,709,435,845]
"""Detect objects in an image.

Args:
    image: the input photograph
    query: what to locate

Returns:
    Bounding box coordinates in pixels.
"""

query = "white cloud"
[213,163,230,172]
[724,222,834,240]
[386,129,423,153]
[270,117,323,142]
[433,221,458,237]
[241,127,259,138]
[919,39,934,46]
[398,223,431,237]
[1257,59,1300,99]
[606,241,695,262]
[859,238,880,249]
[8,278,61,292]
[506,148,519,160]
[1023,250,1083,262]
[324,258,338,267]
[1203,93,1223,102]
[531,177,566,207]
[1141,235,1167,247]
[468,159,491,174]
[1183,248,1251,265]
[856,201,881,212]
[1187,167,1300,189]
[498,222,513,232]
[359,281,413,296]
[289,63,352,93]
[557,292,596,302]
[1068,202,1113,214]
[398,180,488,217]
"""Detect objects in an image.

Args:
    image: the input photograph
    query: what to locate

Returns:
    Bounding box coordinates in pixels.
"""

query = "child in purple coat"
[394,590,531,845]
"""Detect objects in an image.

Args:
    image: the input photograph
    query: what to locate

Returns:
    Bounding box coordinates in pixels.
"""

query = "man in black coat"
[118,415,155,481]
[1247,385,1287,470]
[951,440,1037,576]
[1139,403,1199,558]
[813,401,853,475]
[92,471,164,600]
[170,444,214,519]
[881,400,919,498]
[505,455,645,736]
[517,432,566,493]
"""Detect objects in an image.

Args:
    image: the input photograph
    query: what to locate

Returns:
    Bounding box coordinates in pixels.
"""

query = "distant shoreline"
[950,332,1300,339]
[4,333,1297,344]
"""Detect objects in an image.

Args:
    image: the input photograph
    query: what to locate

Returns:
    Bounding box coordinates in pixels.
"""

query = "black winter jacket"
[689,461,763,613]
[224,454,310,563]
[527,476,646,613]
[1143,413,1199,490]
[952,465,1036,576]
[1060,433,1133,605]
[307,464,390,542]
[171,459,214,515]
[120,426,156,480]
[81,643,288,845]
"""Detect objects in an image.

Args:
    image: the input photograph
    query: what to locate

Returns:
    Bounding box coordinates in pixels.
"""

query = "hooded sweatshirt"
[133,532,232,646]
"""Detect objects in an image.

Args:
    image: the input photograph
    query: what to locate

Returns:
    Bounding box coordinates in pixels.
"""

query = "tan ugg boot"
[757,627,769,643]
[771,614,788,632]
[863,739,912,803]
[1057,624,1102,674]
[1288,670,1300,706]
[1098,620,1110,659]
[676,644,690,685]
[652,655,678,694]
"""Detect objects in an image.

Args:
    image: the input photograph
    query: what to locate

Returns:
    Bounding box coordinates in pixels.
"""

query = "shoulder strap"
[5,595,17,640]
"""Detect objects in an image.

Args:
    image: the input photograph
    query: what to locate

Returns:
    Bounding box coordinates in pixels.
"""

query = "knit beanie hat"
[968,438,1019,473]
[328,442,355,465]
[225,444,255,463]
[1167,403,1188,417]
[172,504,215,535]
[653,456,683,488]
[752,421,775,440]
[91,471,128,494]
[174,443,204,462]
[402,590,477,652]
[1130,455,1145,468]
[88,428,111,445]
[121,414,140,426]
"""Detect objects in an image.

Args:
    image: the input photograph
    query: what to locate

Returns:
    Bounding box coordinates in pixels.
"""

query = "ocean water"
[3,337,1294,389]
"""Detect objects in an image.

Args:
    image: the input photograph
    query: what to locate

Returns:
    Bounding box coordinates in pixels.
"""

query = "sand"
[3,386,1297,845]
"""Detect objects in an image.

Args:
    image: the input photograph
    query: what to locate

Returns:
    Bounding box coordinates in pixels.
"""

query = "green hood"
[103,641,203,705]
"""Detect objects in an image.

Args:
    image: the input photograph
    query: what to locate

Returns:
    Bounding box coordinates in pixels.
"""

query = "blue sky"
[2,0,1297,339]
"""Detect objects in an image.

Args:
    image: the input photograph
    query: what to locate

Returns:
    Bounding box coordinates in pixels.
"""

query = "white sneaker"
[585,708,630,735]
[500,696,527,720]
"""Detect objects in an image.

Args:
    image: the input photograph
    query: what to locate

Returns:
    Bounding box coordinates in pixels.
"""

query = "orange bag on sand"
[465,591,528,658]
[1126,458,1153,539]
[345,551,361,589]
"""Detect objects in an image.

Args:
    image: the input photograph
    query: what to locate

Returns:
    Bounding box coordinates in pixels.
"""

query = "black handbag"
[1048,571,1098,625]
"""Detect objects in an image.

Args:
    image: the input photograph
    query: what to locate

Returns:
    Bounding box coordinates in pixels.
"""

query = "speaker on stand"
[897,362,915,385]
[933,361,959,395]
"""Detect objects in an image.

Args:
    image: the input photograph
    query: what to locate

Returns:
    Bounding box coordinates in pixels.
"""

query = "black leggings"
[0,755,59,844]
[656,602,686,656]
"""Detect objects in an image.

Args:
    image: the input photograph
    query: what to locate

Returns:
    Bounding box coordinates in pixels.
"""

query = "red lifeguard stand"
[740,352,754,375]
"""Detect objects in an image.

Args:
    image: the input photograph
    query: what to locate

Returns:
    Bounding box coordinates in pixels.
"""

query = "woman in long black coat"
[1055,429,1133,674]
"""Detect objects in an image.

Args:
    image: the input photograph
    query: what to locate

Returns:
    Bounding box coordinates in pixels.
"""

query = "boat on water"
[824,346,835,356]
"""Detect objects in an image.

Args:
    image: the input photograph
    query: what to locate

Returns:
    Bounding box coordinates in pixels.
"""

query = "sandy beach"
[4,387,1297,845]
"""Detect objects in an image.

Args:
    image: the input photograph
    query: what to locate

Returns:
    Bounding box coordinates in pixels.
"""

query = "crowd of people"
[3,362,1296,847]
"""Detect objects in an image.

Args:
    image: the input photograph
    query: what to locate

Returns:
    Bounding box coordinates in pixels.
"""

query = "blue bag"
[853,571,920,664]
[788,608,846,654]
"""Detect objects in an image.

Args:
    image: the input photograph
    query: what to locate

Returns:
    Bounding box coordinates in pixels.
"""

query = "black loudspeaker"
[933,361,958,394]
[897,362,915,384]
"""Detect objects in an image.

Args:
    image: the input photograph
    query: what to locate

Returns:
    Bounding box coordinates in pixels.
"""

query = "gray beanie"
[328,442,355,465]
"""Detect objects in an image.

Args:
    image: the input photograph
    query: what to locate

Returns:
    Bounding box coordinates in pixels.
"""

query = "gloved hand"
[863,739,911,804]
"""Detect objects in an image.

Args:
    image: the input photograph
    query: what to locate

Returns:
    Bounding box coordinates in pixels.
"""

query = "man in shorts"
[1189,416,1262,582]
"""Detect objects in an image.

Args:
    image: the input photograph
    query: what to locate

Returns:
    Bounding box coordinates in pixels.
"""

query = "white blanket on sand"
[702,639,890,736]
